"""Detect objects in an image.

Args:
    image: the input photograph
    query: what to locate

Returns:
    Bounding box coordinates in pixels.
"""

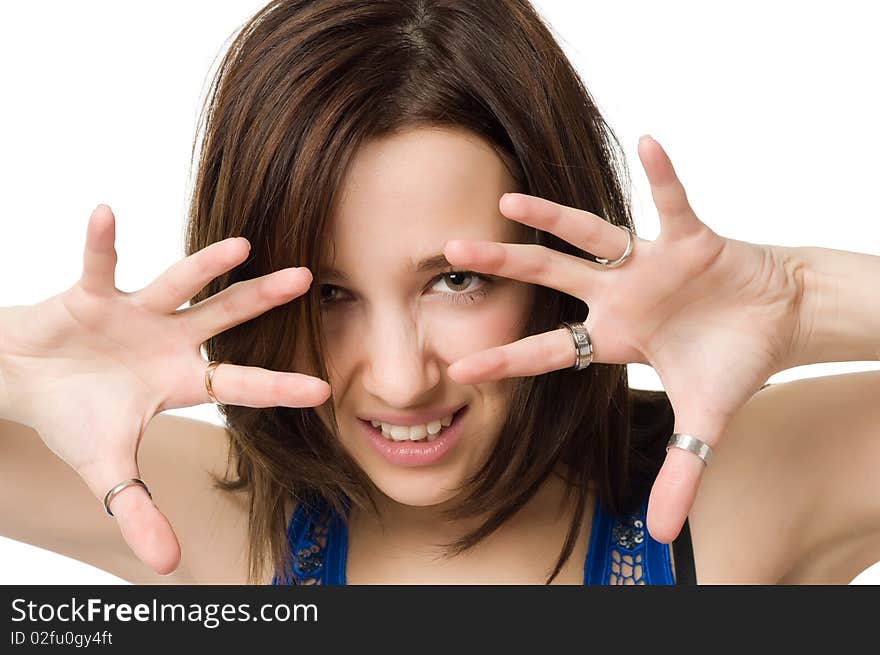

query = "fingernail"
[499,194,519,214]
[290,267,311,284]
[309,379,330,396]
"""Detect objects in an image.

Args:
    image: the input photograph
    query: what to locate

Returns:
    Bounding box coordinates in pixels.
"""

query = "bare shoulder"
[687,371,880,584]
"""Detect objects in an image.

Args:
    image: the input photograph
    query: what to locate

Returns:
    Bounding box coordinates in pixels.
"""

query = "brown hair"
[184,0,674,585]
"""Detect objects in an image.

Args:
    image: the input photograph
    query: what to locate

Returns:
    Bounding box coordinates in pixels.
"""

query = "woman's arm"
[781,245,880,368]
[747,245,880,582]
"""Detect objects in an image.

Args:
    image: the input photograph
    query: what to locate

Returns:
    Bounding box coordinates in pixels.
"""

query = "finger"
[134,237,251,314]
[180,266,313,344]
[645,415,721,543]
[497,192,636,264]
[79,459,181,576]
[197,361,331,409]
[448,325,589,384]
[444,240,603,300]
[645,448,705,544]
[637,135,704,239]
[79,204,119,295]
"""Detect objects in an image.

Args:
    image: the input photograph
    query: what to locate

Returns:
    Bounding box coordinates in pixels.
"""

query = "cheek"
[434,282,534,359]
[435,310,512,362]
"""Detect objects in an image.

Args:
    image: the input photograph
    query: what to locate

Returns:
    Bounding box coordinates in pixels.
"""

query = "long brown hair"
[184,0,674,585]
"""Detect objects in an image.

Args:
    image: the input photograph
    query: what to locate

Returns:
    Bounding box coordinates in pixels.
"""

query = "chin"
[362,464,465,508]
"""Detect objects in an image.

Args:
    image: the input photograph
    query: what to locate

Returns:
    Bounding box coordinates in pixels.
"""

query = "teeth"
[370,412,456,442]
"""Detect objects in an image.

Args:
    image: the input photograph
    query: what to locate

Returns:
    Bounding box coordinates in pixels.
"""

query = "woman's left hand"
[442,135,807,543]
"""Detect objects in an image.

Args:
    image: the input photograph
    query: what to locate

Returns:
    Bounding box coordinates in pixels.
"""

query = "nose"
[361,312,443,409]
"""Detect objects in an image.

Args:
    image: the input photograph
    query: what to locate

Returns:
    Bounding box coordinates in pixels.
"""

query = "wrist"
[783,245,880,369]
[0,305,30,424]
[0,309,11,421]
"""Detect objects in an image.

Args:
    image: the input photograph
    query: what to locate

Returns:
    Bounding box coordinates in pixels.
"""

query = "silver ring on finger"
[666,433,713,466]
[103,478,152,517]
[595,225,635,269]
[558,321,593,370]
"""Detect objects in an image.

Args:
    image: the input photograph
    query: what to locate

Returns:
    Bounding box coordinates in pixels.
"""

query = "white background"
[1,1,878,583]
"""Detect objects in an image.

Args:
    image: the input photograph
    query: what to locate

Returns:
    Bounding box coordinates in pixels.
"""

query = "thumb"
[645,411,720,544]
[80,460,181,576]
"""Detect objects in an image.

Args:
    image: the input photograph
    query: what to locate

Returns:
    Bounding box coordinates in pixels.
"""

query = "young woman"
[1,0,878,586]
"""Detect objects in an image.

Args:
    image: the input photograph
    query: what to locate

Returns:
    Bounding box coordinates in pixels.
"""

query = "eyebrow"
[318,253,454,282]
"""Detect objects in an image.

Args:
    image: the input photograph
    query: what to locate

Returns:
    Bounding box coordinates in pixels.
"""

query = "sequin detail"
[612,515,645,550]
[291,507,331,585]
[609,512,647,584]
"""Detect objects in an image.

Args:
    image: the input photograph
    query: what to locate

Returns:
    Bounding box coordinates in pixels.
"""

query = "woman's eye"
[319,284,344,304]
[318,270,491,308]
[432,270,480,294]
[430,270,492,304]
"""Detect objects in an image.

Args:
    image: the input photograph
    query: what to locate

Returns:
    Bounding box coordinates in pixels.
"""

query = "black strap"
[672,517,697,585]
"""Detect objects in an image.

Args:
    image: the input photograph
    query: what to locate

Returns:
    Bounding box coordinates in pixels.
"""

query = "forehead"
[323,126,524,273]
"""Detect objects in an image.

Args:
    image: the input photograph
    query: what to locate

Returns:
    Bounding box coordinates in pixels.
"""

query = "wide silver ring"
[595,225,634,269]
[557,321,593,370]
[103,478,152,517]
[666,433,713,466]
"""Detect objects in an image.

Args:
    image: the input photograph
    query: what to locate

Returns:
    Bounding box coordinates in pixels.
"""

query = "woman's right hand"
[0,204,331,575]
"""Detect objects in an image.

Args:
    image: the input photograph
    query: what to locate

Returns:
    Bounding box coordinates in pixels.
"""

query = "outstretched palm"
[442,136,804,542]
[0,206,330,574]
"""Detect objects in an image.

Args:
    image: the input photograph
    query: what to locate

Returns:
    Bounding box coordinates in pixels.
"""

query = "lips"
[358,405,468,467]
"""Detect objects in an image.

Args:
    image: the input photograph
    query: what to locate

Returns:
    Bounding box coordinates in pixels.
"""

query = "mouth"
[358,405,469,468]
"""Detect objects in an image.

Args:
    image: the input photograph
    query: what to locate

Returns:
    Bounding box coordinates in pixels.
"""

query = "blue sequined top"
[272,491,678,585]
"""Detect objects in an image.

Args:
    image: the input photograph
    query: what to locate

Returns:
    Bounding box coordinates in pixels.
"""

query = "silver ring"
[595,226,634,269]
[557,321,593,370]
[103,478,152,517]
[666,433,713,466]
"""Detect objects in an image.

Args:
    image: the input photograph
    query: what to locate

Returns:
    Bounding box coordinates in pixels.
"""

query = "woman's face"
[314,125,534,509]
